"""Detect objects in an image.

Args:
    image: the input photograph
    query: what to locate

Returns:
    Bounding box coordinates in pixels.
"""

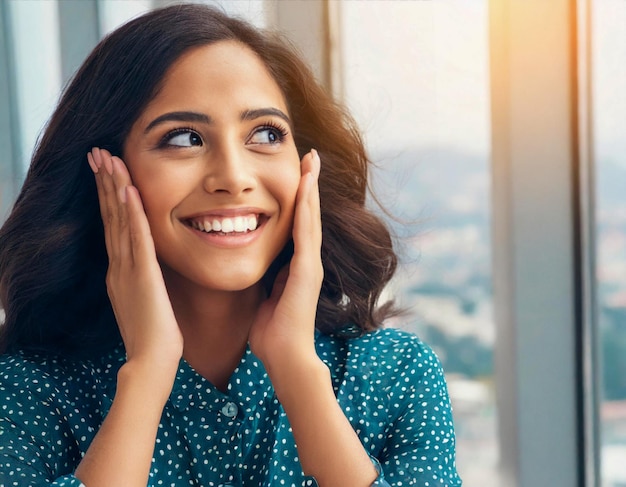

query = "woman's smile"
[186,213,261,234]
[182,208,269,248]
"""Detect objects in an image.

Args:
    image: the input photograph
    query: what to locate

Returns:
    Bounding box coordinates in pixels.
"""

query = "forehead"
[139,40,289,120]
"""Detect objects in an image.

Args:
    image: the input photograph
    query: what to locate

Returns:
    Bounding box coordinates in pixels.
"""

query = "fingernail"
[118,186,127,203]
[87,152,98,173]
[311,149,321,179]
[92,148,103,169]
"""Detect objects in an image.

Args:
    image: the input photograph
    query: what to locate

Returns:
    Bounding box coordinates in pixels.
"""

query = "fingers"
[124,184,159,267]
[90,149,111,254]
[88,148,142,267]
[92,148,129,261]
[291,149,323,287]
[308,149,322,250]
[296,149,322,248]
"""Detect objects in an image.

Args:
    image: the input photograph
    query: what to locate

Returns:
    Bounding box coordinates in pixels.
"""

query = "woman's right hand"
[74,149,181,487]
[88,148,183,383]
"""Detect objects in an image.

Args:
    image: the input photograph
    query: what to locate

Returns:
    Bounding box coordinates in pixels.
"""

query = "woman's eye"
[248,126,286,145]
[164,130,203,147]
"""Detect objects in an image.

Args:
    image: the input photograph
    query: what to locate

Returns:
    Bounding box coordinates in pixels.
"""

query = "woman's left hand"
[248,149,323,372]
[248,150,379,485]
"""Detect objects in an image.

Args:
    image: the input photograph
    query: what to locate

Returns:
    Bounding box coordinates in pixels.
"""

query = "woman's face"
[123,41,301,294]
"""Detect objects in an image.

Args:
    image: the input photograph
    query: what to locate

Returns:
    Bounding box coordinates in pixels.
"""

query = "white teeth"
[191,214,260,234]
[221,218,234,233]
[247,216,257,231]
[233,216,245,232]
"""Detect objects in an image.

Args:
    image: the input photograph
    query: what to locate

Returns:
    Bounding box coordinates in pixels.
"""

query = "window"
[592,2,626,486]
[0,0,62,220]
[337,2,497,484]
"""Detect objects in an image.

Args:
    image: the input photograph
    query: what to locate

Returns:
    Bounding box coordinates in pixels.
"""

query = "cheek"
[278,166,302,215]
[129,169,163,214]
[126,164,181,231]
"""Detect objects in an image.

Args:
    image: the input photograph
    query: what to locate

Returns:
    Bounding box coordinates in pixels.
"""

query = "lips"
[185,214,261,234]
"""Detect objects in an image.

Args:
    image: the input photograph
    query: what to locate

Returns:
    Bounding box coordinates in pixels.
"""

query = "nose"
[202,144,257,196]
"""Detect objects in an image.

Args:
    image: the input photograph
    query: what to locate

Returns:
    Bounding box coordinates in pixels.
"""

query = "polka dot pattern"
[0,328,461,486]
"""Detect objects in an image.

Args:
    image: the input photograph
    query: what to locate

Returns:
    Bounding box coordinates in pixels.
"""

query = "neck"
[165,274,264,391]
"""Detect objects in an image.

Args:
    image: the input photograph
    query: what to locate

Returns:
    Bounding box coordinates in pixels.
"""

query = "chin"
[159,262,265,295]
[212,277,265,293]
[194,268,268,293]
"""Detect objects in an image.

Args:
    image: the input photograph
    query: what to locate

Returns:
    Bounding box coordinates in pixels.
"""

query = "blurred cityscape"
[370,147,626,486]
[597,155,626,487]
[370,146,496,485]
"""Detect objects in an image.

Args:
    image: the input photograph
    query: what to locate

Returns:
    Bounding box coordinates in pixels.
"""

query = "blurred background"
[0,1,624,486]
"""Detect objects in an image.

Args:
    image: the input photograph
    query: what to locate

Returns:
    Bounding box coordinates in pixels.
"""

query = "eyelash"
[251,121,289,144]
[158,126,202,148]
[156,120,290,149]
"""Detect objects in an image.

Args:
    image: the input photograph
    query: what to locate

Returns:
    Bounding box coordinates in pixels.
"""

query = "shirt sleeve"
[300,457,392,487]
[0,410,84,487]
[0,438,84,487]
[373,335,462,486]
[0,357,84,487]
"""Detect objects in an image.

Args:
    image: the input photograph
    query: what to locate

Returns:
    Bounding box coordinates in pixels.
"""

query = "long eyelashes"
[250,121,289,144]
[155,121,290,150]
[157,127,202,149]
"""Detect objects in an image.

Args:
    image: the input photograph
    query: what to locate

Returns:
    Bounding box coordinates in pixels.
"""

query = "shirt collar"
[169,344,275,413]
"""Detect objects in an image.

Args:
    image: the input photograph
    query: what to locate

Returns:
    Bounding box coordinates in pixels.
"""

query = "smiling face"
[123,41,301,296]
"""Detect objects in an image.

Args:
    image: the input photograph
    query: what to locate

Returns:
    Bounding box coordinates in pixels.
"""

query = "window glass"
[593,2,626,486]
[98,0,153,34]
[339,2,497,485]
[4,0,62,182]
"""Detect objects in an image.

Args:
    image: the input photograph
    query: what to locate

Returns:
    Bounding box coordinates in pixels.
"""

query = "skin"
[77,41,377,486]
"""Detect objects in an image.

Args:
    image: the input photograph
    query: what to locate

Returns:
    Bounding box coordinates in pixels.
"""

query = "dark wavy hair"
[0,4,397,357]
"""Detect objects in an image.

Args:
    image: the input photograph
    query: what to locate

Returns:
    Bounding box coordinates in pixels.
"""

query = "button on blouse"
[0,328,462,486]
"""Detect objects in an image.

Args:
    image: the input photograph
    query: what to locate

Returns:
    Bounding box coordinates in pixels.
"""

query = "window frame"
[0,0,23,212]
[489,0,594,485]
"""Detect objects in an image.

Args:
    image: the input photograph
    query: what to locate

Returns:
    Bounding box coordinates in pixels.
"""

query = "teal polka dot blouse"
[0,328,462,486]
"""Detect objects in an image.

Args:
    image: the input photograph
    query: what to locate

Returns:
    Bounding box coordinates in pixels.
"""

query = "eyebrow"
[144,112,210,134]
[144,108,292,134]
[241,108,292,128]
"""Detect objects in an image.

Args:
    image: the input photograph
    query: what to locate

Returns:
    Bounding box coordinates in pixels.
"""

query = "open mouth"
[184,214,266,235]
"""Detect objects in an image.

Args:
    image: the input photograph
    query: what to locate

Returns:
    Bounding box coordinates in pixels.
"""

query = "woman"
[0,4,461,486]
